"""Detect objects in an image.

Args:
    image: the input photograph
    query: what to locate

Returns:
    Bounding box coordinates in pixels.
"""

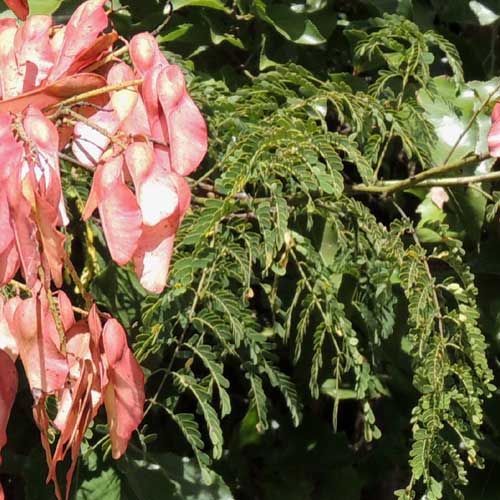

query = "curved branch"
[351,153,491,194]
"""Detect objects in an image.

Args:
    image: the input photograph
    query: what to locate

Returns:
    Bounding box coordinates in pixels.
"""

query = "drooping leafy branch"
[119,14,499,498]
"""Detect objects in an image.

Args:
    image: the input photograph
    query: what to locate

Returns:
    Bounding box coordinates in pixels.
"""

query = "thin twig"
[63,255,94,310]
[58,152,96,172]
[7,279,32,295]
[390,169,500,187]
[39,267,67,355]
[351,153,490,194]
[84,45,129,73]
[62,108,128,151]
[44,79,143,111]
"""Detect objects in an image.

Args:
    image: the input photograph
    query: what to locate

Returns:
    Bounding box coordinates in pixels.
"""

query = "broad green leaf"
[416,193,447,225]
[171,0,229,11]
[448,188,487,244]
[417,77,477,164]
[256,2,336,45]
[233,406,263,449]
[76,468,121,500]
[266,6,326,45]
[468,77,500,102]
[158,24,195,43]
[205,15,245,48]
[416,193,447,243]
[28,0,63,15]
[119,452,234,500]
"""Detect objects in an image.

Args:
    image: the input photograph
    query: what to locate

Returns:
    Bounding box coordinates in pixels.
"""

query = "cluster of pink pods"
[0,1,207,498]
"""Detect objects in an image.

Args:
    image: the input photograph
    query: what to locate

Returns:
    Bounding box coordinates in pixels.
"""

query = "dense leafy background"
[5,0,500,498]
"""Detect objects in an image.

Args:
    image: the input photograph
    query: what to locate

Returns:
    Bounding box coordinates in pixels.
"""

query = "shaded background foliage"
[4,0,500,499]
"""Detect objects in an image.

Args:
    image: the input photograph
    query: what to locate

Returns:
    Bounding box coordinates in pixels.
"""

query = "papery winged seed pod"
[0,1,207,498]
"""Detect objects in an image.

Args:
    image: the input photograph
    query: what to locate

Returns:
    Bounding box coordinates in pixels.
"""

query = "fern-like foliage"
[70,14,494,499]
[391,218,494,499]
